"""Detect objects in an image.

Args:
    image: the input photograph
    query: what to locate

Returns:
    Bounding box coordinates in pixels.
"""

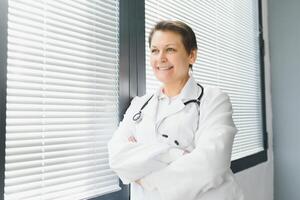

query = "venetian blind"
[145,0,264,160]
[5,0,120,199]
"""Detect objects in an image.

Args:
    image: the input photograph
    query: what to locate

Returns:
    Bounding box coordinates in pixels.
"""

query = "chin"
[154,74,170,83]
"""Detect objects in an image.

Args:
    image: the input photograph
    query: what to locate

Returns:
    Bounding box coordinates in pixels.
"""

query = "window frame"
[0,0,8,199]
[230,0,268,173]
[95,0,146,199]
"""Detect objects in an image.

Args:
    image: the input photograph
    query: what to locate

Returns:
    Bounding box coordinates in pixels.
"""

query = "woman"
[108,20,244,200]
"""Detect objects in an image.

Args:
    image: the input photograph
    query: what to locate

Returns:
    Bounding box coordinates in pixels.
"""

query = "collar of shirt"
[154,75,201,103]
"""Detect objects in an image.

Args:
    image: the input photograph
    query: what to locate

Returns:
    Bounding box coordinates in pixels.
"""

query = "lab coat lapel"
[156,100,185,123]
[179,75,201,102]
[141,90,186,124]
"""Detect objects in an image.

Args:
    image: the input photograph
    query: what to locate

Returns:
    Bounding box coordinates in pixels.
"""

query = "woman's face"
[150,30,196,85]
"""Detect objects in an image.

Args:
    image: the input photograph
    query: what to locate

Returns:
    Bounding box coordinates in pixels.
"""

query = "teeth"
[158,66,173,70]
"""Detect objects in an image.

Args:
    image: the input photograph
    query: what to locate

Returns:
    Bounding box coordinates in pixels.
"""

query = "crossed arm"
[107,97,186,184]
[108,89,237,200]
[126,135,189,185]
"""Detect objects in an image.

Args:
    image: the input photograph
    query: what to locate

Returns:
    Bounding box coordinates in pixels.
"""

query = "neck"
[163,76,189,97]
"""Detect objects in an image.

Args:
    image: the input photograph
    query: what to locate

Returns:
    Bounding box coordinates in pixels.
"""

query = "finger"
[128,136,137,142]
[135,179,141,185]
[129,138,137,143]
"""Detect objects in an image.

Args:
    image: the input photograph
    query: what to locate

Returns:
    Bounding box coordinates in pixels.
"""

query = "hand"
[135,179,142,185]
[128,136,137,143]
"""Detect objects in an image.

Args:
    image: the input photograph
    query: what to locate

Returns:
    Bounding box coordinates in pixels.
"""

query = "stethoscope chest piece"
[132,94,154,124]
[132,111,143,123]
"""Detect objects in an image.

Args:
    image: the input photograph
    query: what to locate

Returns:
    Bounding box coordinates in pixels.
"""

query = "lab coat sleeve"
[156,148,185,163]
[108,97,183,184]
[140,88,237,200]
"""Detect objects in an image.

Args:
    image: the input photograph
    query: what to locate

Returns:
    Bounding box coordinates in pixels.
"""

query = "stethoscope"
[132,83,204,123]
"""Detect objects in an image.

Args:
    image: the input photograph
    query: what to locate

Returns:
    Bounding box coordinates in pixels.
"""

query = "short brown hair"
[148,20,198,69]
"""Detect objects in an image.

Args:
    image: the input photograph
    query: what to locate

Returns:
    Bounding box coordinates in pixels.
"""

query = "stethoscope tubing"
[132,83,204,123]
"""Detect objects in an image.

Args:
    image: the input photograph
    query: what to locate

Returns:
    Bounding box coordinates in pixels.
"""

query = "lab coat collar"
[154,75,201,123]
[155,75,201,103]
[177,75,201,102]
[141,87,185,124]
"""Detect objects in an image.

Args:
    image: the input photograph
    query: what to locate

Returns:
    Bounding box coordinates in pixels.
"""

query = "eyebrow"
[151,43,177,48]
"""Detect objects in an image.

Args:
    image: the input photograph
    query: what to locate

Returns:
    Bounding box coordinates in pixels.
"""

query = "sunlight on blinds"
[5,0,120,199]
[145,0,264,161]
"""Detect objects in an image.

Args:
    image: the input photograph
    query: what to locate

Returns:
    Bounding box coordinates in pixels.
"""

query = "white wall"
[234,1,274,200]
[269,0,300,199]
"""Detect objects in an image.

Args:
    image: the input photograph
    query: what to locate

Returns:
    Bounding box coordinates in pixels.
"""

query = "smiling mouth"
[157,66,174,71]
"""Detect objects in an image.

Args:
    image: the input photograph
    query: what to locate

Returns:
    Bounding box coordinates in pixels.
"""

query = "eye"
[151,48,159,54]
[166,48,176,53]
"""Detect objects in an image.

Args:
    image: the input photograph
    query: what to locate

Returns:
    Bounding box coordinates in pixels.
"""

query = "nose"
[158,51,167,63]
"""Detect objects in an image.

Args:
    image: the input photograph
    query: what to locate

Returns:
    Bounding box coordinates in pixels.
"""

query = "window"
[145,0,267,172]
[0,1,267,199]
[4,0,121,199]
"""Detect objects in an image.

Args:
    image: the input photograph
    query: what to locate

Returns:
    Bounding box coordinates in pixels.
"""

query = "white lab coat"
[108,76,244,200]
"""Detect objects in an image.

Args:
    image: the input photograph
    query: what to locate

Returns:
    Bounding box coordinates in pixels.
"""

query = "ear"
[188,49,197,65]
